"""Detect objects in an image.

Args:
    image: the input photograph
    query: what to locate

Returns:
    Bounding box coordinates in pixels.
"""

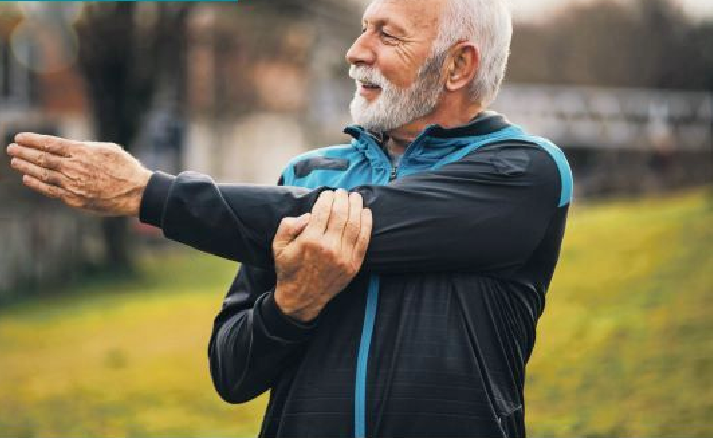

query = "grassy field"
[0,188,711,437]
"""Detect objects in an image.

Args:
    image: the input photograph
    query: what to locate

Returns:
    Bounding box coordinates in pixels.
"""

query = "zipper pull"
[389,165,398,181]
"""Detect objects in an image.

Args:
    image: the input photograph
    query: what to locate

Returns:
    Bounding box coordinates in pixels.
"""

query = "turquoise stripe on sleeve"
[433,129,574,208]
[536,140,574,207]
[355,275,380,438]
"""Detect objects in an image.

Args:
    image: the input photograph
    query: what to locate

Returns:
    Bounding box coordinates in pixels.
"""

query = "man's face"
[346,0,448,132]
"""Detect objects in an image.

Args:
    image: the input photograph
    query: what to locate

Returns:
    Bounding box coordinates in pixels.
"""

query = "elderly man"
[7,0,573,436]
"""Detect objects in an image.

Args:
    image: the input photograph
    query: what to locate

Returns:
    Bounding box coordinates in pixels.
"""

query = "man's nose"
[345,33,376,66]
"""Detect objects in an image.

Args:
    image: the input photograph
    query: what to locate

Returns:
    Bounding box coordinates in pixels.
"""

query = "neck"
[385,99,483,154]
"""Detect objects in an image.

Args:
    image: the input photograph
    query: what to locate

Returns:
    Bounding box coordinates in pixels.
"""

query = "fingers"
[273,213,311,253]
[304,190,335,237]
[21,175,69,200]
[351,208,372,267]
[10,157,68,188]
[6,143,64,171]
[296,189,370,273]
[13,132,77,157]
[342,192,364,247]
[325,189,350,243]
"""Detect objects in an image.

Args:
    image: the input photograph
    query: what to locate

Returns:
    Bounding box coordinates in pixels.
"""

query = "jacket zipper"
[389,164,398,181]
[366,130,399,182]
[355,141,397,438]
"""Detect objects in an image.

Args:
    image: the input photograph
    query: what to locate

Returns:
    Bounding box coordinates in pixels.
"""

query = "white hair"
[432,0,513,106]
[349,0,513,131]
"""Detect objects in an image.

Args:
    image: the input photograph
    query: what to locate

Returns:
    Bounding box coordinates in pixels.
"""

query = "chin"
[349,96,369,125]
[350,96,380,129]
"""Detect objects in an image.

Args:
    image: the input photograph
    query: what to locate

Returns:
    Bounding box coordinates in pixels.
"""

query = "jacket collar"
[343,111,512,148]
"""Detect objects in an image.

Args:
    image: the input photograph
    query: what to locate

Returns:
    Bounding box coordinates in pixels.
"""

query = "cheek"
[376,50,421,89]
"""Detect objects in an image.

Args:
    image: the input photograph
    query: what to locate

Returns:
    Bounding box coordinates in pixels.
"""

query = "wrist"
[128,168,153,217]
[138,171,175,227]
[274,282,321,323]
[258,292,316,342]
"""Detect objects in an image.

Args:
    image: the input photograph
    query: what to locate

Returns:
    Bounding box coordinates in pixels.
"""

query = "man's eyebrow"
[362,18,408,35]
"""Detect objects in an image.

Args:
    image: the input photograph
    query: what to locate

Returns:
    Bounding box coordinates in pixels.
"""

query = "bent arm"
[140,144,568,275]
[209,264,314,403]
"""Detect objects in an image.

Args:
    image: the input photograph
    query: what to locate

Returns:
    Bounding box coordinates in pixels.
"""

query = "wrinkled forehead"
[362,0,444,35]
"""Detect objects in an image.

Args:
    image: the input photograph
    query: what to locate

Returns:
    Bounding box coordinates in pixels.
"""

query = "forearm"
[141,146,564,275]
[209,291,314,403]
[140,171,322,268]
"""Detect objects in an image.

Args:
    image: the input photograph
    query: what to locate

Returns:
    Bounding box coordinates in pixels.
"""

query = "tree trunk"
[96,121,138,273]
[74,3,193,273]
[101,216,134,273]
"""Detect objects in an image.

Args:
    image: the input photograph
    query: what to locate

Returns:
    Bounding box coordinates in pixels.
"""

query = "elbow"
[212,375,266,405]
[213,382,254,405]
[209,346,263,404]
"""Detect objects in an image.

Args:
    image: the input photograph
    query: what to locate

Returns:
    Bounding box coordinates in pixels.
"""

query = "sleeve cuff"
[139,171,176,228]
[257,291,316,343]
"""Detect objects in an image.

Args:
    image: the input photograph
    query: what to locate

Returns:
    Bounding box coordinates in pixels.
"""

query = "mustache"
[348,65,390,88]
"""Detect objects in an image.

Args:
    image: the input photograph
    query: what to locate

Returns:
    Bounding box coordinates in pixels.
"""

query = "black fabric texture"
[139,145,559,277]
[139,122,569,437]
[139,171,174,228]
[293,157,350,178]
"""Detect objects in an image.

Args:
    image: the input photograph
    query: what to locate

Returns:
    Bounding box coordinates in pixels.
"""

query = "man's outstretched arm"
[7,132,566,276]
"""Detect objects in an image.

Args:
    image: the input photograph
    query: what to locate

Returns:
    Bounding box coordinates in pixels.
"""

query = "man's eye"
[361,28,367,34]
[380,30,395,40]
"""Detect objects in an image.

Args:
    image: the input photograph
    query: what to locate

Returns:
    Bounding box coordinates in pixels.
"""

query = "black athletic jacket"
[139,113,573,438]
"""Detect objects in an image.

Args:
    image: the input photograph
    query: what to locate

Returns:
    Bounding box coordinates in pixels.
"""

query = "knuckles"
[277,217,290,230]
[299,237,321,252]
[43,170,57,185]
[64,197,84,208]
[320,246,339,261]
[336,260,354,275]
[344,222,360,237]
[296,238,347,263]
[296,239,355,274]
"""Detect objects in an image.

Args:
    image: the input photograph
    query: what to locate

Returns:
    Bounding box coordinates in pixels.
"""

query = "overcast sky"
[509,0,713,21]
[352,0,713,22]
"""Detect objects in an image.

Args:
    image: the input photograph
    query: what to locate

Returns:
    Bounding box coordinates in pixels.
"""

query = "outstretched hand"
[272,189,372,322]
[6,133,152,216]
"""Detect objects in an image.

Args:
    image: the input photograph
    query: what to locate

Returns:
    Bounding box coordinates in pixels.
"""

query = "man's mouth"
[358,81,382,98]
[360,81,381,90]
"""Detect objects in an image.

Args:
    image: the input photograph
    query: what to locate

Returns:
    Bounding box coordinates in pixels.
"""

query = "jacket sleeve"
[140,143,566,275]
[208,264,315,403]
[208,174,315,404]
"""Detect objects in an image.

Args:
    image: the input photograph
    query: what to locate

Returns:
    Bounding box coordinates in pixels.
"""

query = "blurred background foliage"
[0,0,712,436]
[1,187,710,437]
[510,0,713,90]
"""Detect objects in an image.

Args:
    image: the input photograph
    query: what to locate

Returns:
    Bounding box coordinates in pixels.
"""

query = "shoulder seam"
[281,143,354,185]
[531,141,573,207]
[448,135,573,207]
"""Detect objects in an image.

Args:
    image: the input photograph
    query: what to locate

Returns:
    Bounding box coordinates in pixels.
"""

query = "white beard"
[348,54,445,133]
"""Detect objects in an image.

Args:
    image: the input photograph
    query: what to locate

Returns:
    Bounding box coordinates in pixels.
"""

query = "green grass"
[1,188,712,437]
[526,188,713,437]
[0,253,264,437]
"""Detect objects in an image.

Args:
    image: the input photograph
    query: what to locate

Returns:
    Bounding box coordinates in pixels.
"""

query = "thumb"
[273,213,311,251]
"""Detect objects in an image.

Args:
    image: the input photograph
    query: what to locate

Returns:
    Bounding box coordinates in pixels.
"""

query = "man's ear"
[445,42,479,93]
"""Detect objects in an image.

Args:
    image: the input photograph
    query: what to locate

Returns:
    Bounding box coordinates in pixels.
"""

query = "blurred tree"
[74,2,193,272]
[72,0,352,272]
[508,0,713,93]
